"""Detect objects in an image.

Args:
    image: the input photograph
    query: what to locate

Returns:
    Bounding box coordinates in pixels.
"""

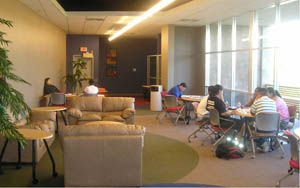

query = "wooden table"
[0,129,57,184]
[232,108,254,118]
[294,128,300,139]
[32,106,67,132]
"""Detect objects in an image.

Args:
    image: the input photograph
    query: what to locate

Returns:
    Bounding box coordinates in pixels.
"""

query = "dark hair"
[255,87,262,92]
[207,86,214,95]
[44,77,50,86]
[89,79,95,85]
[215,84,223,91]
[179,82,187,88]
[209,86,219,97]
[257,87,267,96]
[267,87,282,98]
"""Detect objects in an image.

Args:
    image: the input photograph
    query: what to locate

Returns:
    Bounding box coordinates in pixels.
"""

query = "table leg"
[43,139,57,177]
[16,142,21,169]
[32,140,38,184]
[60,111,67,125]
[0,139,8,174]
[55,112,59,133]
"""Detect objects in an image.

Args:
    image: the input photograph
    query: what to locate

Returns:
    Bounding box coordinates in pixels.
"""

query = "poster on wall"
[106,48,117,76]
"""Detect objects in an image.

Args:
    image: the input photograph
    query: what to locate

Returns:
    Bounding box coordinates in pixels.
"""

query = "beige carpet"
[135,114,299,187]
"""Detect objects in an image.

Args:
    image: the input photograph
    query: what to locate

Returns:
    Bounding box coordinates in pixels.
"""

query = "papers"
[181,95,203,99]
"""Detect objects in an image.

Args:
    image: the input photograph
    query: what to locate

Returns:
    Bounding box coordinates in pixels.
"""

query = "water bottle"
[237,102,241,109]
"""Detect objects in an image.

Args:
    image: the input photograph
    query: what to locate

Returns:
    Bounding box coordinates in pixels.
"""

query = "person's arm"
[246,97,255,107]
[250,102,256,116]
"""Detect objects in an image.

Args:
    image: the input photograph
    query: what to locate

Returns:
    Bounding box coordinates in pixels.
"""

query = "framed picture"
[106,48,117,76]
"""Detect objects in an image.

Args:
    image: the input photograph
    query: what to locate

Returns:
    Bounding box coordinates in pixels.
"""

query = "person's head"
[254,87,261,97]
[178,82,187,92]
[89,79,95,85]
[209,86,219,97]
[267,87,282,98]
[44,78,50,86]
[207,85,214,95]
[215,84,223,96]
[256,87,267,98]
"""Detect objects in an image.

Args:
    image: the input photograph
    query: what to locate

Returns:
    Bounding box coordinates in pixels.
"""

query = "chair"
[188,115,214,145]
[247,112,285,159]
[208,108,235,150]
[287,105,297,128]
[276,130,299,187]
[156,91,168,120]
[158,94,185,125]
[49,93,66,106]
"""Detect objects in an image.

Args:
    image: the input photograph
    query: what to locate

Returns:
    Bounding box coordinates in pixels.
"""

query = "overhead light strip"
[108,0,174,41]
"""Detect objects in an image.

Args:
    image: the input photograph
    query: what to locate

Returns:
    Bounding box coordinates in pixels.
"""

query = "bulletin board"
[106,48,117,76]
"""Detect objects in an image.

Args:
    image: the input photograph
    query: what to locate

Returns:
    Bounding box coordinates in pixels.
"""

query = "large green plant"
[64,58,88,93]
[0,18,31,146]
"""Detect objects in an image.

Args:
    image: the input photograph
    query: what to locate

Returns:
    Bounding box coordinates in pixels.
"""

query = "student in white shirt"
[196,85,214,120]
[84,79,98,95]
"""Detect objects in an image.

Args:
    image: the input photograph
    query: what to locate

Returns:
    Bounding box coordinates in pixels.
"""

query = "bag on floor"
[216,143,244,159]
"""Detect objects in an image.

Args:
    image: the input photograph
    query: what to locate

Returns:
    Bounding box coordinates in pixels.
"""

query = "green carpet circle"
[0,132,199,186]
[143,132,199,185]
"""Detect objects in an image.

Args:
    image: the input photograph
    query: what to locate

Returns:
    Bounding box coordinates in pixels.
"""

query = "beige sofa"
[60,121,145,187]
[0,110,56,163]
[67,96,135,125]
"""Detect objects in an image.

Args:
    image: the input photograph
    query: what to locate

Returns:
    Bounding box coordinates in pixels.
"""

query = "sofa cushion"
[80,113,102,121]
[102,97,134,112]
[69,96,103,112]
[63,121,145,136]
[68,108,82,118]
[102,115,125,123]
[121,108,135,119]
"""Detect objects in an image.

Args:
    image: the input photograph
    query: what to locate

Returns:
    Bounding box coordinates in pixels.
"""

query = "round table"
[32,106,68,132]
[0,129,57,184]
[180,96,205,124]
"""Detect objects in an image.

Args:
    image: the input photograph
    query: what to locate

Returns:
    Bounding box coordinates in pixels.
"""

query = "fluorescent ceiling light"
[108,0,174,41]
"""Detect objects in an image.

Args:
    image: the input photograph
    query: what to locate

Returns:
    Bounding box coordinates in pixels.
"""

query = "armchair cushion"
[103,97,134,112]
[121,108,135,119]
[31,111,56,122]
[102,115,125,123]
[80,113,102,121]
[69,96,103,111]
[68,108,83,119]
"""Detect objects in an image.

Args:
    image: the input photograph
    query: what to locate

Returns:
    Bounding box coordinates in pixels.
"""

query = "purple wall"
[66,35,157,94]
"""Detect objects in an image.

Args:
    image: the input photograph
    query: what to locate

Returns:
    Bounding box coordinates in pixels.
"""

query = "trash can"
[150,85,163,111]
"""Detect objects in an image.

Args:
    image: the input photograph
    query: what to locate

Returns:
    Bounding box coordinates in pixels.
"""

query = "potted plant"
[0,18,31,146]
[64,57,88,93]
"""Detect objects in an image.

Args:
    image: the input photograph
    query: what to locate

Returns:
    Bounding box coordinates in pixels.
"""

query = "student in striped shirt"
[250,87,276,152]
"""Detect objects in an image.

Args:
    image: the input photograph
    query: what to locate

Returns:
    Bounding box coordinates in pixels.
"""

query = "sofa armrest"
[31,111,56,122]
[121,108,135,119]
[68,108,82,119]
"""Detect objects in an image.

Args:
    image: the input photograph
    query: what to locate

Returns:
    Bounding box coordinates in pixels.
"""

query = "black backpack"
[216,143,245,159]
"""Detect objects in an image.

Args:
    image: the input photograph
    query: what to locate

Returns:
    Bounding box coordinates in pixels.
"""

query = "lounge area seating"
[0,111,56,163]
[60,121,145,187]
[67,96,135,125]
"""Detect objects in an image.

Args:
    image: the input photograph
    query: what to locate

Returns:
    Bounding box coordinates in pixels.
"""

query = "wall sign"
[80,47,87,52]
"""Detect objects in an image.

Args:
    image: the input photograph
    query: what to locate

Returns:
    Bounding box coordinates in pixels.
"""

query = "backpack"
[216,143,245,159]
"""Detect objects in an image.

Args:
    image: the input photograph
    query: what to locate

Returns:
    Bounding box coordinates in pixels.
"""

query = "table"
[294,128,300,139]
[180,95,205,124]
[0,129,57,184]
[32,106,68,132]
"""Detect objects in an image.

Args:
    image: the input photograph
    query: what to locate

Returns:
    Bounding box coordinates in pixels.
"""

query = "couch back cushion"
[63,121,145,136]
[69,96,103,111]
[102,97,134,112]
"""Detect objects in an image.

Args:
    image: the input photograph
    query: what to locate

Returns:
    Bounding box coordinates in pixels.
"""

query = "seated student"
[266,87,290,130]
[250,87,277,152]
[84,79,98,95]
[168,82,187,98]
[43,77,60,95]
[245,87,261,107]
[196,85,214,120]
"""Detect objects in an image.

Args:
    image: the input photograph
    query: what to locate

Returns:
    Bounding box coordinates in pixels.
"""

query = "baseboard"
[107,93,144,97]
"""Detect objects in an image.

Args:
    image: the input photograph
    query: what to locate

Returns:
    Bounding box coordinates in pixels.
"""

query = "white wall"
[0,0,66,107]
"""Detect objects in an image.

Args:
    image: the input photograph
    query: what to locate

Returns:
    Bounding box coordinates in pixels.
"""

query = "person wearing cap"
[168,82,187,98]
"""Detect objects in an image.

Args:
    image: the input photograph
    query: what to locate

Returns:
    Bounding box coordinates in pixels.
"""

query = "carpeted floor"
[135,114,300,187]
[0,132,199,187]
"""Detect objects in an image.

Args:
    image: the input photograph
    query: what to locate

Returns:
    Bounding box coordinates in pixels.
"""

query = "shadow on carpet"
[0,133,199,187]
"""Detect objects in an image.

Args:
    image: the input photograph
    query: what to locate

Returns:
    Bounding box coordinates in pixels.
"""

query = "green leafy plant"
[0,18,31,146]
[63,58,88,93]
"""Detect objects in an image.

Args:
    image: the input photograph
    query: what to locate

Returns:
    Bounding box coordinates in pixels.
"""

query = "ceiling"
[19,0,278,39]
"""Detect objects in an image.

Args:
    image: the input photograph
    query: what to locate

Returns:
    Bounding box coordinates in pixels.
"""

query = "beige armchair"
[67,96,135,125]
[0,110,56,163]
[60,121,145,187]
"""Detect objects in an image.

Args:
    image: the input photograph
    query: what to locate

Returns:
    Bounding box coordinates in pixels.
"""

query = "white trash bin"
[150,85,163,111]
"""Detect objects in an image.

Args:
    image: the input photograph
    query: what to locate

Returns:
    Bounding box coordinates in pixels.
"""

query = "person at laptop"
[84,79,98,95]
